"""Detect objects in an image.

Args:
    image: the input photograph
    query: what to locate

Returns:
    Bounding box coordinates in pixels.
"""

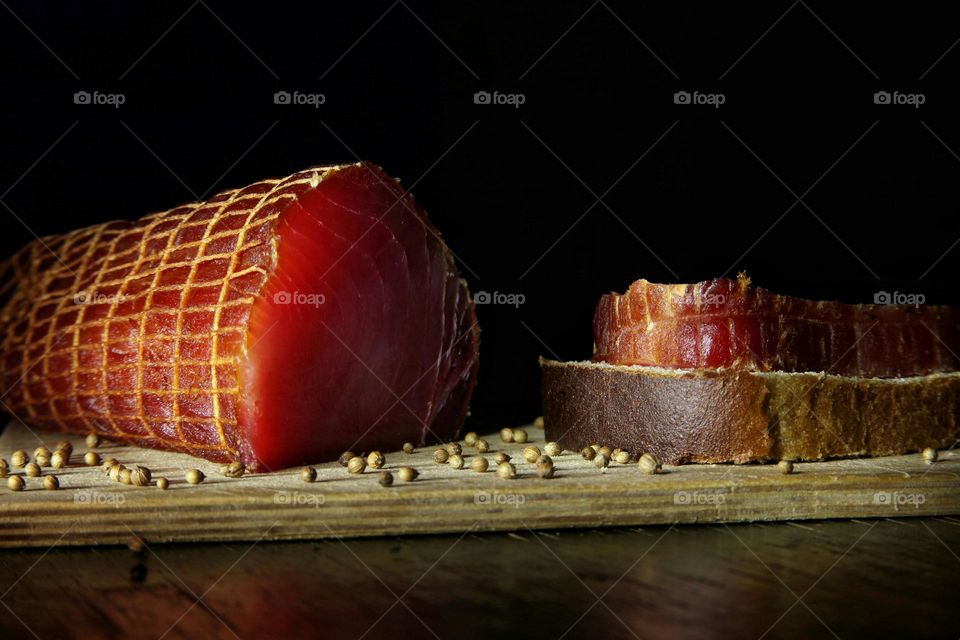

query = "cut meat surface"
[594,274,959,378]
[0,163,479,471]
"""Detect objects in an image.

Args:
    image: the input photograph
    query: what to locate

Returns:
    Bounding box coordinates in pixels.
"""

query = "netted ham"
[0,163,479,471]
[593,274,958,378]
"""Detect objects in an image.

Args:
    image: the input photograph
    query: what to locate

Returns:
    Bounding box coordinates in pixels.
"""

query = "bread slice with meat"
[540,357,960,464]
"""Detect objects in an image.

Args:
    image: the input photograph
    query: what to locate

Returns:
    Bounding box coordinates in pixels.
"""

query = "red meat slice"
[593,274,958,378]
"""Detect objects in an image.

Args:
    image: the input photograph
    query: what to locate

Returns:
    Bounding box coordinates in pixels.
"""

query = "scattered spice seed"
[101,458,119,474]
[367,451,385,469]
[301,466,317,483]
[398,467,419,482]
[777,460,794,475]
[594,453,610,470]
[613,451,631,465]
[638,453,661,474]
[464,432,478,447]
[536,455,555,479]
[33,446,50,460]
[128,536,146,555]
[55,441,73,458]
[448,454,465,470]
[85,433,100,449]
[513,429,529,444]
[476,439,490,453]
[533,416,545,430]
[922,447,938,464]
[446,442,462,456]
[11,450,27,468]
[0,459,7,477]
[590,444,600,453]
[496,461,517,479]
[8,475,25,491]
[433,448,449,464]
[221,461,245,478]
[132,466,152,486]
[120,468,133,485]
[378,471,394,487]
[494,452,511,465]
[470,456,489,473]
[185,469,205,485]
[109,464,125,482]
[402,442,415,454]
[523,446,541,463]
[581,447,596,461]
[499,427,514,443]
[156,478,169,490]
[25,462,41,477]
[338,451,356,467]
[84,451,101,467]
[597,446,612,459]
[43,475,59,491]
[51,451,67,469]
[36,453,50,467]
[347,457,366,474]
[544,442,561,457]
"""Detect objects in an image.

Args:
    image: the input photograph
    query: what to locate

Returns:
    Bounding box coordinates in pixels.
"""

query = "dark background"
[2,1,959,430]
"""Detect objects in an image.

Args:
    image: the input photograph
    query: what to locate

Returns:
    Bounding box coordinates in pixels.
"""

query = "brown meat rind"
[541,358,960,464]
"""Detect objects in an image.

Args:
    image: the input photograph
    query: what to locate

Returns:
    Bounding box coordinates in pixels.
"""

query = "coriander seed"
[85,433,100,449]
[594,453,610,469]
[433,448,449,464]
[109,464,125,482]
[403,442,415,454]
[367,451,385,469]
[120,468,133,485]
[131,466,152,486]
[523,446,541,463]
[84,451,101,467]
[544,442,561,457]
[446,442,462,456]
[533,416,545,430]
[922,447,938,464]
[536,455,555,479]
[464,432,478,447]
[581,447,596,461]
[301,466,317,483]
[597,446,612,459]
[347,456,366,474]
[186,469,205,485]
[777,460,794,475]
[496,461,517,479]
[25,462,41,477]
[43,475,59,491]
[101,458,119,474]
[638,453,661,474]
[398,467,419,482]
[8,475,25,491]
[221,461,245,478]
[36,453,50,467]
[338,451,356,467]
[55,441,73,458]
[499,427,514,443]
[33,446,50,460]
[0,459,7,477]
[613,450,631,465]
[378,471,394,487]
[494,452,511,464]
[11,450,27,468]
[470,456,488,473]
[513,429,529,444]
[51,451,67,469]
[156,478,169,490]
[448,454,465,470]
[476,439,490,453]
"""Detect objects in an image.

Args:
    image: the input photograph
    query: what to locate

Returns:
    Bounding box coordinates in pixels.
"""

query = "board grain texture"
[1,421,958,548]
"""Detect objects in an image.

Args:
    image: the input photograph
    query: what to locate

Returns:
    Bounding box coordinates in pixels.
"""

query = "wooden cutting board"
[1,420,958,548]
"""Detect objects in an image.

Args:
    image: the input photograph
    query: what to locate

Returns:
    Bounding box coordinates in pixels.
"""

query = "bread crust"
[540,358,960,464]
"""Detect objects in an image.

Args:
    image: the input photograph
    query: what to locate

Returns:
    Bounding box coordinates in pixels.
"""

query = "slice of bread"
[540,357,960,464]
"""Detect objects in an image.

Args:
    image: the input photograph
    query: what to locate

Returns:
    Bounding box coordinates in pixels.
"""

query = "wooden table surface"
[1,516,958,640]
